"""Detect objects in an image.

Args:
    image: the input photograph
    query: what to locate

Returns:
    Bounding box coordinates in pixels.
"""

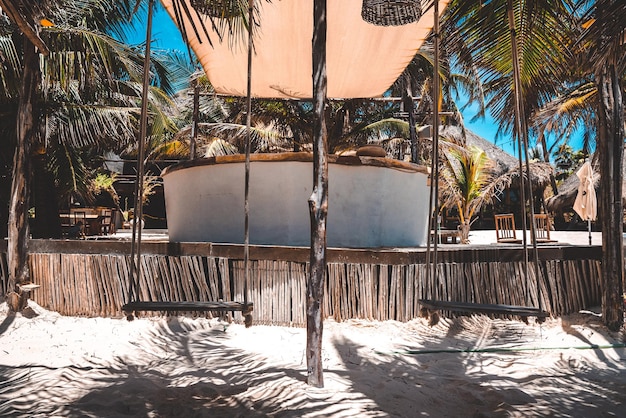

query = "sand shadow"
[0,314,14,336]
[329,316,626,417]
[52,318,326,417]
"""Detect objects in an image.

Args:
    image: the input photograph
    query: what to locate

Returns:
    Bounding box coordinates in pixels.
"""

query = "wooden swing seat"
[122,301,253,313]
[419,299,549,318]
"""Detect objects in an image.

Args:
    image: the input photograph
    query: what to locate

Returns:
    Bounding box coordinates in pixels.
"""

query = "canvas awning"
[161,0,449,99]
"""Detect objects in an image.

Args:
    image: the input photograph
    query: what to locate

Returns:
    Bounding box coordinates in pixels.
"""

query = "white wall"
[163,159,430,247]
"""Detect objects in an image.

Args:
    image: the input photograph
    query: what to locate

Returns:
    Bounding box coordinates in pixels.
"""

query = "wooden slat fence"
[0,244,603,326]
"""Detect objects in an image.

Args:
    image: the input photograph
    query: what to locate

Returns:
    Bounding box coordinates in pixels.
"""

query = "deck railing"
[0,240,602,326]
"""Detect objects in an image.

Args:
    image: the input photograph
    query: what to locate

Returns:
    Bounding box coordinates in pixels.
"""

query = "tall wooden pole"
[190,83,199,159]
[597,62,624,331]
[307,0,328,388]
[427,0,441,287]
[129,0,154,304]
[403,73,419,163]
[7,37,39,312]
[507,0,542,311]
[243,0,254,320]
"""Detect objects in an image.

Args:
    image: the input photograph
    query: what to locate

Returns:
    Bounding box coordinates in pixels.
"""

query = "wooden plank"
[419,299,549,317]
[122,301,253,312]
[378,265,388,321]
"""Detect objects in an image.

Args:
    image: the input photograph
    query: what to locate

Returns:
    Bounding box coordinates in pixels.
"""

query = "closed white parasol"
[573,161,597,245]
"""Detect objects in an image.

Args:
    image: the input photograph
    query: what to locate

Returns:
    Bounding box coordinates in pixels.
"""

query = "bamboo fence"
[0,244,602,326]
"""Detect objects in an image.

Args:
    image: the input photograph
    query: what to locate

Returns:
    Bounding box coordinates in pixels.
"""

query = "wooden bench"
[420,299,549,318]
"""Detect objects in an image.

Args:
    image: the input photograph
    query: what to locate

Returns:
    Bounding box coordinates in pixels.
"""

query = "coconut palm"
[518,0,625,329]
[1,0,181,311]
[577,0,626,331]
[444,0,625,329]
[443,0,575,141]
[442,0,575,207]
[440,145,513,243]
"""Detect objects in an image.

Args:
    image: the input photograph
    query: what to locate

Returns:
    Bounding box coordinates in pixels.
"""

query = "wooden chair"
[494,213,522,243]
[59,211,72,237]
[533,214,556,243]
[70,211,86,238]
[99,208,113,235]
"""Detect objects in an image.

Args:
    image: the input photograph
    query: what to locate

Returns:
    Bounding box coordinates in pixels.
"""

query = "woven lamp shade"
[362,0,422,26]
[190,0,242,18]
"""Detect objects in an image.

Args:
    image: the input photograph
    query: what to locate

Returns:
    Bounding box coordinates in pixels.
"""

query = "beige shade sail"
[161,0,449,99]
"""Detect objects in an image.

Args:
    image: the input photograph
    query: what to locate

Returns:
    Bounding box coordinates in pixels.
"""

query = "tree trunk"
[597,63,624,332]
[458,221,470,244]
[537,129,559,195]
[7,38,39,311]
[307,0,328,388]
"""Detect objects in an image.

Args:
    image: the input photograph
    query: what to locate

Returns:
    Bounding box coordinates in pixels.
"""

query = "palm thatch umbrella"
[440,126,553,192]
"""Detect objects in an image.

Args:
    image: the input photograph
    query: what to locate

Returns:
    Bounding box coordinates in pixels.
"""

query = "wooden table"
[431,229,460,244]
[60,213,101,236]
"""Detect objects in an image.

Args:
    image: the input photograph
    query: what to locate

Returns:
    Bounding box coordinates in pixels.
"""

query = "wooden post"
[243,0,254,325]
[129,0,154,305]
[190,83,199,159]
[403,73,419,163]
[307,0,328,388]
[597,62,624,331]
[507,0,543,310]
[7,37,39,312]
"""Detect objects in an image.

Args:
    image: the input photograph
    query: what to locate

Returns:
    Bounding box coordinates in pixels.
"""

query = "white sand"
[1,301,625,417]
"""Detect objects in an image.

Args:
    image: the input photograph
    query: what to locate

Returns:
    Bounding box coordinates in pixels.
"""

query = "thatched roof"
[545,154,626,213]
[440,126,554,190]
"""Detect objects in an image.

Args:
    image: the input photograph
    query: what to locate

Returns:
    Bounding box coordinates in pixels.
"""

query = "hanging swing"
[121,0,253,326]
[418,0,548,322]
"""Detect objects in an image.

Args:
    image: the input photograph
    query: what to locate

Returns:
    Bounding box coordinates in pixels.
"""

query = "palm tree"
[578,0,625,331]
[520,0,625,329]
[445,0,625,329]
[1,0,178,311]
[443,0,575,203]
[443,0,575,139]
[440,145,511,243]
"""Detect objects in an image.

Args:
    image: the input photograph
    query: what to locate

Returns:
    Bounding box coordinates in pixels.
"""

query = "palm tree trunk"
[458,221,470,244]
[597,62,624,331]
[537,129,559,194]
[7,38,39,311]
[307,0,328,388]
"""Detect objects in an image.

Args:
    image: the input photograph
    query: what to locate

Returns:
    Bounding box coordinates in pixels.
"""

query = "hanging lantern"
[361,0,423,26]
[189,0,242,18]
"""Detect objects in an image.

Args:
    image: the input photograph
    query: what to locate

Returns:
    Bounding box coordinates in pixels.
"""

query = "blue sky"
[128,3,565,158]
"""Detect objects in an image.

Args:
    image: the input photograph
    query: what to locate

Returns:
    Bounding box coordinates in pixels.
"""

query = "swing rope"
[127,0,154,307]
[123,0,253,325]
[421,0,547,321]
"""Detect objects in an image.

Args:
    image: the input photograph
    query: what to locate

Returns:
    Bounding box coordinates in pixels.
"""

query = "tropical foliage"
[440,145,507,243]
[442,0,625,329]
[0,0,179,238]
[553,144,587,183]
